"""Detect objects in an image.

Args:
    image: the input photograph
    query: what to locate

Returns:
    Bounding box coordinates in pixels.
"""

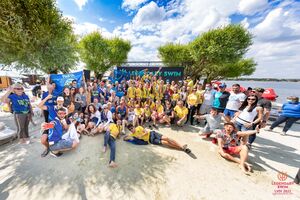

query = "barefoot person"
[125,124,191,153]
[217,122,260,174]
[103,120,122,168]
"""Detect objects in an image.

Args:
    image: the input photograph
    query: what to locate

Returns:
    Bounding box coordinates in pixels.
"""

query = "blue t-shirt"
[42,91,58,106]
[47,105,57,121]
[48,118,63,143]
[8,93,30,114]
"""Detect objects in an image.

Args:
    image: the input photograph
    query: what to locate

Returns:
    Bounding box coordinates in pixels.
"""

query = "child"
[194,107,223,138]
[127,106,135,126]
[103,120,122,168]
[134,104,144,126]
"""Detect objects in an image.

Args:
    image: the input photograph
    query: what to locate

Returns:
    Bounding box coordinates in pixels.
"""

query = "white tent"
[0,71,27,78]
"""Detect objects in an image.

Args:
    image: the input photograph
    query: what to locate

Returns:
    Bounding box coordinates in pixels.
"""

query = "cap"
[102,104,108,109]
[224,122,236,128]
[219,83,227,88]
[57,96,64,101]
[254,87,265,93]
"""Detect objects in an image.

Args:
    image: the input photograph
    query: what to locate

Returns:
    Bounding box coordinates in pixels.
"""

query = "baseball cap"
[219,83,227,88]
[102,104,108,109]
[57,96,64,101]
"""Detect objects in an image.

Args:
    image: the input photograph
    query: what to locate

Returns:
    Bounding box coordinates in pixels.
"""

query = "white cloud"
[132,1,166,27]
[122,0,147,11]
[73,22,112,38]
[74,0,88,10]
[66,0,300,78]
[238,0,268,15]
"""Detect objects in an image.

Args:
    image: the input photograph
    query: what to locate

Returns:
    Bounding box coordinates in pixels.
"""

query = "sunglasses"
[57,112,66,115]
[247,98,256,101]
[14,88,23,90]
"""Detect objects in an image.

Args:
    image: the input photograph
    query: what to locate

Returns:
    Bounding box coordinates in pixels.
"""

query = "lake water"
[223,81,299,104]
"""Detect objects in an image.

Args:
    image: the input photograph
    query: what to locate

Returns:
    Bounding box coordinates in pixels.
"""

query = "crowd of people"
[1,68,300,173]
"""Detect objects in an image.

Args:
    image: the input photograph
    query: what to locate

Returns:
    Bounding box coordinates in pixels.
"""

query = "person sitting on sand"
[194,107,223,138]
[124,124,192,153]
[216,122,260,174]
[103,120,122,168]
[173,100,188,126]
[41,108,79,157]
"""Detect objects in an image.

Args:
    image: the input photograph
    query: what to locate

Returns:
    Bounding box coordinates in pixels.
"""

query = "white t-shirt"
[202,90,216,105]
[225,92,246,111]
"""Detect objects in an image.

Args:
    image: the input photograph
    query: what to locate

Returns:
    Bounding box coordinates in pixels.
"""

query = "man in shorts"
[41,108,79,157]
[124,124,191,153]
[223,84,246,122]
[217,122,260,174]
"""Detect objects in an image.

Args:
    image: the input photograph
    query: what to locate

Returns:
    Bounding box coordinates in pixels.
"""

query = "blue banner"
[50,71,83,95]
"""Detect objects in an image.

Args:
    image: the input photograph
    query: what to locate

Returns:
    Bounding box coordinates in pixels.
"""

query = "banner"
[117,66,184,81]
[50,71,83,95]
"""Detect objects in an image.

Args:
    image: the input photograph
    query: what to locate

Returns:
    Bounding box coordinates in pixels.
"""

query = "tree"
[0,0,78,73]
[189,24,255,82]
[79,32,131,77]
[158,43,193,67]
[158,24,256,82]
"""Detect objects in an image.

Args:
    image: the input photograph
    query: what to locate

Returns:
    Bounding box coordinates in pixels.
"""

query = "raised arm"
[0,86,13,103]
[38,94,53,110]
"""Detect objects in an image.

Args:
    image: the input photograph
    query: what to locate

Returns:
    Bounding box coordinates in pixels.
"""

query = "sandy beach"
[0,112,299,200]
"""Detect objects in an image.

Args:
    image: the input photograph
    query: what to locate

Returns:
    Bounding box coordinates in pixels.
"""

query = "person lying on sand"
[216,122,260,174]
[124,124,192,153]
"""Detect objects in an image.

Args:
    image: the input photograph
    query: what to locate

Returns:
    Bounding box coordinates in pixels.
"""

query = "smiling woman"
[0,83,32,144]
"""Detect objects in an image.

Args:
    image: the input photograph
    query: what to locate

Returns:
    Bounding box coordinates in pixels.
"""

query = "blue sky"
[56,0,300,78]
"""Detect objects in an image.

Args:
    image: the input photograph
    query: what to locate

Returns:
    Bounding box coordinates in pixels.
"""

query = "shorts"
[127,138,149,145]
[91,117,99,124]
[223,109,237,118]
[223,146,240,155]
[149,131,162,145]
[49,139,73,151]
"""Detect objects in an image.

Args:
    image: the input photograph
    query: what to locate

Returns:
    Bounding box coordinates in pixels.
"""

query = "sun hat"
[57,96,64,101]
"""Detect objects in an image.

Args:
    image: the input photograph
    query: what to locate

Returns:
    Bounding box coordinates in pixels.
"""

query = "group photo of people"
[1,68,299,174]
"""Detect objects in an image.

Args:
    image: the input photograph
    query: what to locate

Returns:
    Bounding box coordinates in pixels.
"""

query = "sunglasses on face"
[57,112,66,115]
[15,88,23,90]
[247,98,256,101]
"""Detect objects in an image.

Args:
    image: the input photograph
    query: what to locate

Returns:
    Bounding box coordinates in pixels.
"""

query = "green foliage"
[0,0,78,73]
[79,32,131,75]
[158,24,256,81]
[158,43,193,67]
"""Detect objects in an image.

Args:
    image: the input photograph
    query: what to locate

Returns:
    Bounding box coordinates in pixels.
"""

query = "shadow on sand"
[0,133,176,200]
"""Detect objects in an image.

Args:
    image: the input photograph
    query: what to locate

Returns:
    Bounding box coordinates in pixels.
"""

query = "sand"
[0,113,299,200]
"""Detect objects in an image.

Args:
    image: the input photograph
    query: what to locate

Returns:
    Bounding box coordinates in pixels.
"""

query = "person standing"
[199,84,216,115]
[187,88,199,125]
[267,96,300,135]
[1,84,32,144]
[212,83,230,113]
[224,84,246,122]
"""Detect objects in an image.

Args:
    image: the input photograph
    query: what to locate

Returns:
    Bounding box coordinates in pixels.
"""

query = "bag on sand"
[62,123,80,143]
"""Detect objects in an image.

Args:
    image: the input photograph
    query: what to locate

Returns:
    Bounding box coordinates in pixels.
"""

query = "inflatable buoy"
[262,88,277,101]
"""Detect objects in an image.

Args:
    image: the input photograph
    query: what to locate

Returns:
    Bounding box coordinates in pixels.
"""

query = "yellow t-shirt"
[144,108,151,117]
[156,104,164,114]
[127,87,135,99]
[149,102,156,110]
[196,90,205,104]
[187,79,194,87]
[174,105,188,118]
[129,126,150,142]
[135,88,142,98]
[187,93,198,106]
[109,123,121,139]
[134,108,144,116]
[142,88,150,99]
[172,93,180,101]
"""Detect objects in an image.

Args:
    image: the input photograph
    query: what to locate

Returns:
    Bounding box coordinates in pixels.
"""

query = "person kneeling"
[41,108,79,157]
[217,122,259,174]
[103,120,122,168]
[125,124,191,153]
